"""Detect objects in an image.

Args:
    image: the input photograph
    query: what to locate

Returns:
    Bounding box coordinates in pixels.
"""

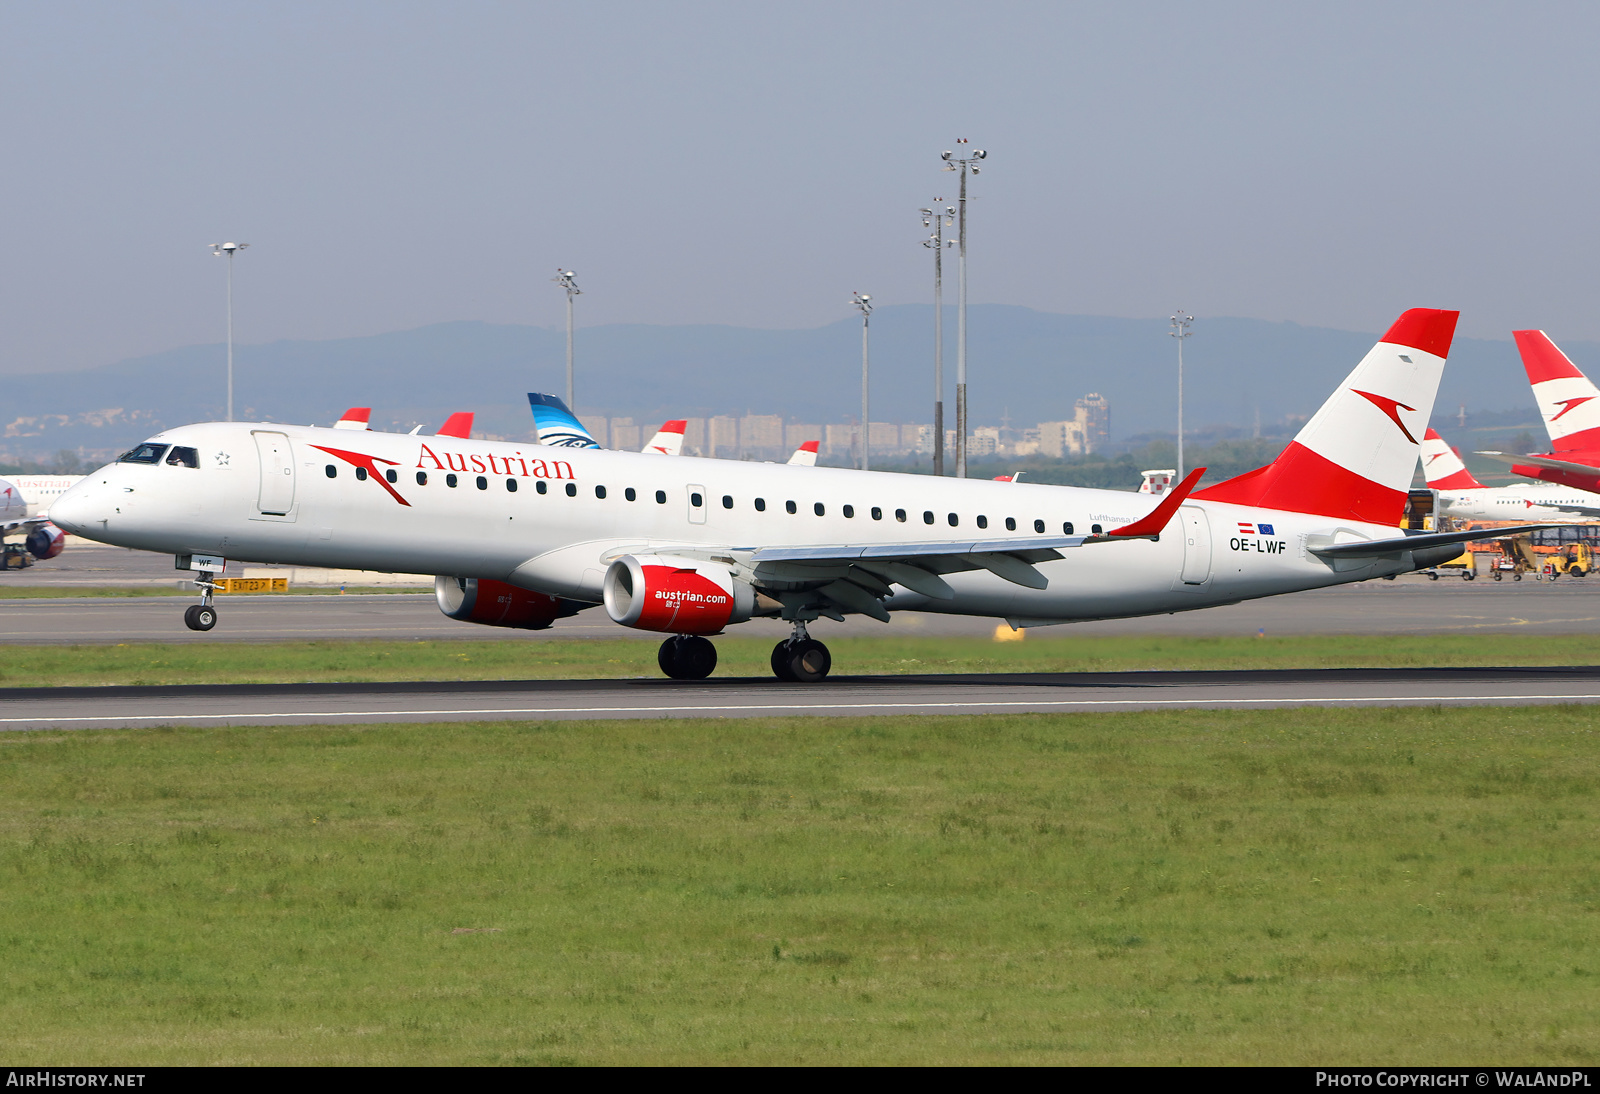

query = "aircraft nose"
[48,482,100,536]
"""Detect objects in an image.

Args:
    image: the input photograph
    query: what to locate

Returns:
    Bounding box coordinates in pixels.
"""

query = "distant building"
[708,415,739,457]
[576,415,609,446]
[1077,393,1110,452]
[970,426,1001,457]
[786,423,821,451]
[610,417,640,450]
[823,423,855,458]
[740,414,784,456]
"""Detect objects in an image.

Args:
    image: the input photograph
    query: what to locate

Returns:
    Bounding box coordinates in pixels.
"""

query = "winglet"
[437,412,474,439]
[1110,467,1205,539]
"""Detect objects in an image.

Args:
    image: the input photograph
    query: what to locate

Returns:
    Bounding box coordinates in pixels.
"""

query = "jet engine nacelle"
[603,554,754,635]
[434,576,577,630]
[25,524,64,560]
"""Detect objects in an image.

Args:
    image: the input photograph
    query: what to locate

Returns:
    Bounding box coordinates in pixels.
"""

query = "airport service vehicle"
[50,309,1554,681]
[1478,330,1600,492]
[1423,427,1600,519]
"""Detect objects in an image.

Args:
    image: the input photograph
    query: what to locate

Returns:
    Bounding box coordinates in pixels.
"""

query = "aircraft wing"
[1476,451,1600,477]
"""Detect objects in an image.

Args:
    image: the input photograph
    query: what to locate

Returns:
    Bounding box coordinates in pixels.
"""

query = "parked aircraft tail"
[437,412,474,439]
[643,420,687,455]
[1420,428,1484,489]
[334,408,372,431]
[527,393,602,449]
[1193,308,1458,524]
[1512,330,1600,453]
[787,440,820,466]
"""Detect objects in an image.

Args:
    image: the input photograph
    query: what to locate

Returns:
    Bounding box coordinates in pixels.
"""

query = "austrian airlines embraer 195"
[1421,428,1600,521]
[50,309,1547,682]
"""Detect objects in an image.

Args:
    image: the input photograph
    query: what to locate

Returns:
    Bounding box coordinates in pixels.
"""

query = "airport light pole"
[942,142,986,478]
[209,241,249,421]
[853,291,872,471]
[553,269,581,408]
[1170,311,1194,479]
[921,203,954,475]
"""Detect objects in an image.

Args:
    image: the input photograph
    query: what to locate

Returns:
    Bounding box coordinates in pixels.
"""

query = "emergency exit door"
[253,431,296,515]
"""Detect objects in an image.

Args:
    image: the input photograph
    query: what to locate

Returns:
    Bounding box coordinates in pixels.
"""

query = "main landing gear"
[658,634,717,679]
[770,621,832,683]
[184,569,219,631]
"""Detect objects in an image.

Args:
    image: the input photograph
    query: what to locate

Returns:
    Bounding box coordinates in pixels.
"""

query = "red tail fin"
[437,412,474,439]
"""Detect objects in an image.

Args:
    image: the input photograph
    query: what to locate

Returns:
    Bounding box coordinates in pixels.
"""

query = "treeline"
[0,449,93,476]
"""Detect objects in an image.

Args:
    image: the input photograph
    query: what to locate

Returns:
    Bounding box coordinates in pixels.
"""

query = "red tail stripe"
[1193,441,1407,525]
[438,412,474,439]
[1380,309,1459,359]
[1514,330,1585,384]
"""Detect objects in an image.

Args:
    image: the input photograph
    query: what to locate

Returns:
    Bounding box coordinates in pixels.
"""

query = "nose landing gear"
[658,634,717,679]
[184,569,219,631]
[771,621,832,683]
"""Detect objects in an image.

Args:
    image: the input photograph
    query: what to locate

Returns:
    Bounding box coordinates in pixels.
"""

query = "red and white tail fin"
[437,412,474,439]
[334,407,372,431]
[1512,330,1600,453]
[642,420,687,455]
[1420,428,1484,489]
[1193,308,1458,525]
[787,440,820,466]
[1138,469,1176,495]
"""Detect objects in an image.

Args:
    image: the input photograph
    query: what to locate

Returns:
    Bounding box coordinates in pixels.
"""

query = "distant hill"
[2,305,1579,459]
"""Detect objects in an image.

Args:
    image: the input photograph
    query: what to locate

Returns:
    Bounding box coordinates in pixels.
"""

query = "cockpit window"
[118,443,169,464]
[165,446,200,468]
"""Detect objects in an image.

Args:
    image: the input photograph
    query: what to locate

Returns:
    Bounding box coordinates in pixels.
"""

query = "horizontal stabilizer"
[1476,451,1600,477]
[1310,524,1562,559]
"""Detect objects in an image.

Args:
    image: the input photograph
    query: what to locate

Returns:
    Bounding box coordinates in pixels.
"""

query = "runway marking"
[4,692,1600,725]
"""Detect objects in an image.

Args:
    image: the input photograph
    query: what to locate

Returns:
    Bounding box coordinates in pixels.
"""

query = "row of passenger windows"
[326,463,1101,534]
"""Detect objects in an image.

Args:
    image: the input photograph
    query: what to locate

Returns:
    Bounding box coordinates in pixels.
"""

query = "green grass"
[1,707,1596,1064]
[0,586,427,599]
[3,633,1600,688]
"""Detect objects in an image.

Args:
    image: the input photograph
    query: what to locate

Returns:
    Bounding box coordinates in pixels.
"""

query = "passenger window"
[506,478,518,492]
[895,509,907,522]
[976,515,987,529]
[117,443,168,464]
[166,446,200,468]
[947,513,958,527]
[1063,522,1074,534]
[786,500,797,514]
[722,495,734,509]
[447,474,458,488]
[625,487,637,501]
[1005,517,1016,531]
[1092,523,1103,534]
[691,492,703,507]
[386,469,398,483]
[476,476,488,490]
[416,471,427,486]
[655,490,667,504]
[596,485,607,499]
[566,483,578,497]
[755,498,766,512]
[1033,519,1045,533]
[814,503,825,516]
[536,480,547,494]
[843,505,854,518]
[326,465,337,479]
[923,511,934,525]
[871,507,882,520]
[356,467,369,481]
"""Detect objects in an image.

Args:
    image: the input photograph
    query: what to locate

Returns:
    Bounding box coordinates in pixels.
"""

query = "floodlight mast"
[553,270,581,407]
[922,203,954,475]
[209,241,249,422]
[853,291,873,471]
[1170,311,1195,478]
[941,141,986,478]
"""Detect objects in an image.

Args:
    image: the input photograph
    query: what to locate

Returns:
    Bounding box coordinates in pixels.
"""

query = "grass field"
[2,633,1600,688]
[1,707,1596,1064]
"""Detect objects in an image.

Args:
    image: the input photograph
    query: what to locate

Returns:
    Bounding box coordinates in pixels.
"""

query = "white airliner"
[50,308,1547,681]
[1422,428,1600,520]
[0,473,78,567]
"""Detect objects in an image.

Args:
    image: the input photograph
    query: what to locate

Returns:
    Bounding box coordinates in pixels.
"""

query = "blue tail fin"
[528,393,601,448]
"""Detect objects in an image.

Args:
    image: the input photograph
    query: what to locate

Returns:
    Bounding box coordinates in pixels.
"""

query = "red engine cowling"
[25,524,65,560]
[603,554,754,635]
[435,576,577,630]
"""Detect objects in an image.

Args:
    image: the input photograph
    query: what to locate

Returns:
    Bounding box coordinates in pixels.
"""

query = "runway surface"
[6,546,1600,643]
[4,665,1599,730]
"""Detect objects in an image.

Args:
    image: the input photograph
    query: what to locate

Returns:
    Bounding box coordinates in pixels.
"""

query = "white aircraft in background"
[1421,428,1600,520]
[52,308,1551,681]
[0,475,68,566]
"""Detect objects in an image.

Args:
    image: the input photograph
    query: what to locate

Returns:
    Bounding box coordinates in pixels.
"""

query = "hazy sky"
[5,1,1600,375]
